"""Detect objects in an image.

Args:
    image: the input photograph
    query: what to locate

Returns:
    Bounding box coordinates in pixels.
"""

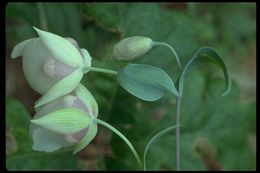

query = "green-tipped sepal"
[31,108,91,134]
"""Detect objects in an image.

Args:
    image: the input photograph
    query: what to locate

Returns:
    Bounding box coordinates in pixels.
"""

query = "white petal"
[22,38,57,94]
[32,127,71,152]
[11,38,38,59]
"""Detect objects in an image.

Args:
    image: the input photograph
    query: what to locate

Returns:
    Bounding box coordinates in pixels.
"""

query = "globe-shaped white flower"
[11,27,92,108]
[30,83,98,154]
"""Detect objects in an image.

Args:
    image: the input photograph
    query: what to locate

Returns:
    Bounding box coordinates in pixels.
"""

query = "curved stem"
[175,96,182,171]
[143,124,181,171]
[153,41,183,170]
[83,66,118,75]
[94,118,142,168]
[152,42,182,70]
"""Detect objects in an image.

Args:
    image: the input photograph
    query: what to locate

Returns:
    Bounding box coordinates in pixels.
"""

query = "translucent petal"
[33,27,82,68]
[73,122,97,154]
[75,83,98,117]
[32,127,72,152]
[22,38,57,94]
[11,38,37,59]
[34,68,83,108]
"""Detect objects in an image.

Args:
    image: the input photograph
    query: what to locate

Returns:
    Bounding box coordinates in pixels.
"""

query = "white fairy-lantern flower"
[11,27,92,108]
[30,83,98,154]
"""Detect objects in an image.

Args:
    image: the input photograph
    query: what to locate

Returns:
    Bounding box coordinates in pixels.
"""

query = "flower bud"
[113,36,153,60]
[30,84,98,152]
[11,27,92,107]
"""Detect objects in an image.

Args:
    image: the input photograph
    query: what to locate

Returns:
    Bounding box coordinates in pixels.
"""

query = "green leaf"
[6,150,80,171]
[6,97,81,170]
[6,97,32,153]
[31,108,91,134]
[35,68,83,108]
[143,124,180,171]
[117,63,179,101]
[178,47,231,96]
[73,122,97,154]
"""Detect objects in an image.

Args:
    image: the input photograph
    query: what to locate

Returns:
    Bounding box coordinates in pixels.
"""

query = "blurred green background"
[6,2,256,171]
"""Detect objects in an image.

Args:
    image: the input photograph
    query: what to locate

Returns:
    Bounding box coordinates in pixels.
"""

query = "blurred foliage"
[6,97,81,170]
[6,2,256,171]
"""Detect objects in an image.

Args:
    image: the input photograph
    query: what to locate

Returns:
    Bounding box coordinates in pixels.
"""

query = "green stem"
[152,42,182,70]
[143,124,181,171]
[94,118,142,168]
[83,66,118,75]
[175,96,182,171]
[37,3,48,31]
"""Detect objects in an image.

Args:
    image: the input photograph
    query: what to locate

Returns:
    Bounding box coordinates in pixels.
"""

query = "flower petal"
[32,127,71,152]
[80,48,92,68]
[33,27,82,68]
[11,38,38,59]
[22,38,57,94]
[31,108,91,134]
[73,122,97,154]
[34,68,83,108]
[75,83,98,117]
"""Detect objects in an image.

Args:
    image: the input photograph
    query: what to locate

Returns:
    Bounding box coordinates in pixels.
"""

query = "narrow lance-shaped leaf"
[31,108,91,134]
[117,63,179,101]
[143,124,181,171]
[178,47,231,96]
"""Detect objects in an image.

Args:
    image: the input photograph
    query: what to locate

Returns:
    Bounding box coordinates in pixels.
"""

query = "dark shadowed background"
[6,2,256,171]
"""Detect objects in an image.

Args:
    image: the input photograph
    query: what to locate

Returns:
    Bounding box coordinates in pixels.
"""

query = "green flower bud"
[30,84,98,153]
[113,36,153,60]
[11,27,92,107]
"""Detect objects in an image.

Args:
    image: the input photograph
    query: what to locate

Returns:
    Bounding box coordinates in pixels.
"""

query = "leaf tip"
[222,90,230,97]
[222,82,232,97]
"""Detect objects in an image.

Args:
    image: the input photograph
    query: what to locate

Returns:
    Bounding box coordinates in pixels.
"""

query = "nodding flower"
[11,27,92,108]
[30,83,98,154]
